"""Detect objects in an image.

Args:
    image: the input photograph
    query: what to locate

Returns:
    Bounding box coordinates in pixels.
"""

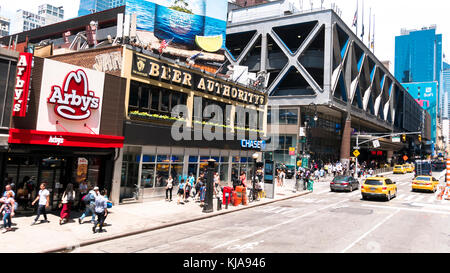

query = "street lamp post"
[252,152,259,202]
[202,159,216,213]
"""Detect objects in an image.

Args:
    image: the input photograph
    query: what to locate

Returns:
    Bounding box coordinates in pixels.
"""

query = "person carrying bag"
[59,183,75,225]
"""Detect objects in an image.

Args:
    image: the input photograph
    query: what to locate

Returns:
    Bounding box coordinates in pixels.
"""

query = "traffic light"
[402,134,406,142]
[418,134,422,142]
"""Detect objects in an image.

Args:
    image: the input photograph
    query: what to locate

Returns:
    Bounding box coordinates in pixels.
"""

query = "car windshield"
[394,166,402,168]
[333,176,349,182]
[364,179,384,186]
[415,177,431,181]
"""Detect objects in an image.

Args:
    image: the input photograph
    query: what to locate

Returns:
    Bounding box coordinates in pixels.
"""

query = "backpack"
[82,193,92,204]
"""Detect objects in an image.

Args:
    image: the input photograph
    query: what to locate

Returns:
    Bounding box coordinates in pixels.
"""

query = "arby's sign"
[12,53,33,117]
[47,69,100,120]
[36,59,105,135]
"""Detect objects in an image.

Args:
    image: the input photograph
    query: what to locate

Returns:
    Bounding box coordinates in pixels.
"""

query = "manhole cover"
[330,207,373,215]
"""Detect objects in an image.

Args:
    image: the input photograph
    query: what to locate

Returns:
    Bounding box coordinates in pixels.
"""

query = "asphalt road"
[77,171,450,253]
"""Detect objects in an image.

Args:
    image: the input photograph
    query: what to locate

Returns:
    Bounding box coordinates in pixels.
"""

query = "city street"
[77,171,450,253]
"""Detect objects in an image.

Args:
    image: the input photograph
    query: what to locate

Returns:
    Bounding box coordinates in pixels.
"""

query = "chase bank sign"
[240,139,266,150]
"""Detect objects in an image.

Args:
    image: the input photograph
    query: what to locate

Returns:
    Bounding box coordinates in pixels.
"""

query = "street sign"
[392,137,400,143]
[353,150,360,157]
[302,157,309,168]
[299,127,306,137]
[373,140,380,148]
[403,155,409,161]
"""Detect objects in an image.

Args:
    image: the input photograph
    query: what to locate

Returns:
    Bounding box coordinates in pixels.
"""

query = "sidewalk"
[0,180,311,253]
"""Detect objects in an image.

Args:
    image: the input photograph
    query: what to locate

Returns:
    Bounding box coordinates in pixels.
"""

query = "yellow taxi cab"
[412,176,440,193]
[393,165,407,174]
[361,176,397,201]
[404,164,413,173]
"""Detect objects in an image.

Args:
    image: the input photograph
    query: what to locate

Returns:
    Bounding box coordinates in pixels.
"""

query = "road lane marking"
[341,209,400,253]
[361,204,450,215]
[404,195,416,201]
[211,199,350,250]
[414,195,425,202]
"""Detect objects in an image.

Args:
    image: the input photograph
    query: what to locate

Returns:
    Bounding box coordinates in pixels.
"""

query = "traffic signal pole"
[353,131,422,179]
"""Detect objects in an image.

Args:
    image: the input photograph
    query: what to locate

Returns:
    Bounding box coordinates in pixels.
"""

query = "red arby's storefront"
[5,57,125,211]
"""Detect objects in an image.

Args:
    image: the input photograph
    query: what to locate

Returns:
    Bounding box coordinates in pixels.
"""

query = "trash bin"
[232,190,240,206]
[234,186,245,206]
[307,179,314,192]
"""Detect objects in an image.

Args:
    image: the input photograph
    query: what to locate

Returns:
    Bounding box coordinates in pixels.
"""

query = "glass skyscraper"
[395,27,442,85]
[78,0,125,16]
[443,62,450,119]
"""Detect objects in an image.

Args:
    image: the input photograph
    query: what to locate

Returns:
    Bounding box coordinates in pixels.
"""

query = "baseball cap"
[93,186,99,191]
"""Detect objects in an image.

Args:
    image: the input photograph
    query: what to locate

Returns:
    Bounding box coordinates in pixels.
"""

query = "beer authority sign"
[37,59,105,134]
[131,53,267,107]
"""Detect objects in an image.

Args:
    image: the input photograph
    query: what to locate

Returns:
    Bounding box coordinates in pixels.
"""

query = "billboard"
[403,82,439,144]
[125,0,227,49]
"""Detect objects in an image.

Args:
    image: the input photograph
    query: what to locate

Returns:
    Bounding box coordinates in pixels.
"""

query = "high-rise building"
[443,62,450,119]
[395,26,442,85]
[0,16,9,37]
[38,4,64,25]
[78,0,125,16]
[11,9,46,34]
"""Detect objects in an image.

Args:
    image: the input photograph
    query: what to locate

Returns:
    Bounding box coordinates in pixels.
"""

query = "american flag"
[159,38,173,54]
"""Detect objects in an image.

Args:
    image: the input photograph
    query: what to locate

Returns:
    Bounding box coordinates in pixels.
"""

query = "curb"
[43,190,312,253]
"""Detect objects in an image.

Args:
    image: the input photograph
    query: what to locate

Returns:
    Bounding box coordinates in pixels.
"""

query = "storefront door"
[39,157,68,210]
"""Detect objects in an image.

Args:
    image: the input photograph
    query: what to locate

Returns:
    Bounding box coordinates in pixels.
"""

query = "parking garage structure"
[225,4,427,166]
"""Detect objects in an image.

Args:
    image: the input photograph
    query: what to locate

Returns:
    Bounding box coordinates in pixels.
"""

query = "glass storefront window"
[211,157,220,163]
[155,164,169,187]
[171,155,183,163]
[157,155,170,163]
[170,164,183,186]
[142,155,156,163]
[220,164,229,186]
[151,89,159,111]
[231,163,240,181]
[188,164,198,178]
[189,156,198,163]
[88,157,101,188]
[141,164,155,188]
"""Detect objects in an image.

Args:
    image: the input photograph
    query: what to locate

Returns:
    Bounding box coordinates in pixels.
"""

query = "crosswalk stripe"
[414,195,425,202]
[404,195,417,201]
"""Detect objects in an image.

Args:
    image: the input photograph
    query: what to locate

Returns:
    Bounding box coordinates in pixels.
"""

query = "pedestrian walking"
[58,183,75,225]
[279,170,285,187]
[78,186,99,224]
[177,179,186,205]
[166,175,173,202]
[31,183,50,225]
[213,172,220,198]
[1,191,15,233]
[78,180,89,211]
[92,189,108,234]
[240,171,247,188]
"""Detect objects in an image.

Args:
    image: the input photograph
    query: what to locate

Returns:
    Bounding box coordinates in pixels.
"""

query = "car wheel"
[386,192,391,201]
